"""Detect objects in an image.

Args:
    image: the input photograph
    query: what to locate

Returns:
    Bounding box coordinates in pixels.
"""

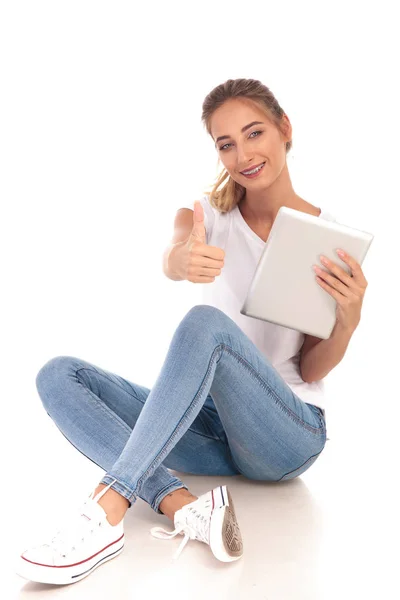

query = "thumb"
[190,200,206,242]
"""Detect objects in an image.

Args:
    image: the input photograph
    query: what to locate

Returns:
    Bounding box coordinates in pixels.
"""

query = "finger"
[319,256,354,287]
[320,255,367,297]
[315,275,343,302]
[336,250,368,285]
[315,268,349,297]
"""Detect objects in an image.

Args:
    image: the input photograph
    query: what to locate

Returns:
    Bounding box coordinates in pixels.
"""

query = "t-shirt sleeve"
[319,208,337,223]
[176,196,215,243]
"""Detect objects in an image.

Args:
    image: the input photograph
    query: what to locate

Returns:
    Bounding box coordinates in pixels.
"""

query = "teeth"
[242,162,264,175]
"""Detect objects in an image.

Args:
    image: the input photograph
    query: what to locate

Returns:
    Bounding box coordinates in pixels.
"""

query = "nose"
[236,137,255,162]
[237,147,254,171]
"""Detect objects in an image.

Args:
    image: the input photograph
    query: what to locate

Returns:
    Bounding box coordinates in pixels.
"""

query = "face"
[210,98,291,186]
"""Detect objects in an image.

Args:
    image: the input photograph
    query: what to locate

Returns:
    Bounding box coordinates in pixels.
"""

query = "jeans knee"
[35,355,75,410]
[186,304,226,322]
[181,305,229,341]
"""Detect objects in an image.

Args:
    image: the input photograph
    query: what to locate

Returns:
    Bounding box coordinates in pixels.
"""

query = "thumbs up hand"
[170,201,225,283]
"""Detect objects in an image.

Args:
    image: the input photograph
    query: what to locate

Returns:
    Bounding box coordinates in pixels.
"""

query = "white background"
[1,1,398,598]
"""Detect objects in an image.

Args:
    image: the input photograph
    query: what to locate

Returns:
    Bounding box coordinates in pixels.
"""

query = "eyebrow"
[214,121,264,146]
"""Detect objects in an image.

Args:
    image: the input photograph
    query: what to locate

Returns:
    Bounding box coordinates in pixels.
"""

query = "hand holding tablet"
[313,249,369,335]
[240,207,374,339]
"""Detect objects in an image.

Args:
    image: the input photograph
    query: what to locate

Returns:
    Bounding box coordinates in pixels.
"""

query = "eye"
[219,130,263,151]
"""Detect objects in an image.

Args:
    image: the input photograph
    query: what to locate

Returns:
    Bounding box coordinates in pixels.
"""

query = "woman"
[17,78,368,585]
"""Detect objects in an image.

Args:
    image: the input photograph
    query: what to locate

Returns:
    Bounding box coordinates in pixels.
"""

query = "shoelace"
[50,513,105,558]
[150,507,210,561]
[46,479,118,558]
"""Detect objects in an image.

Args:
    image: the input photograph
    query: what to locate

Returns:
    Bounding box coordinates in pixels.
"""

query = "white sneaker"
[16,479,125,585]
[150,485,244,562]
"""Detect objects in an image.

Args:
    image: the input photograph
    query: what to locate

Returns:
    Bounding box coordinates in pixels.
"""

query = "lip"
[240,162,266,179]
[240,161,265,174]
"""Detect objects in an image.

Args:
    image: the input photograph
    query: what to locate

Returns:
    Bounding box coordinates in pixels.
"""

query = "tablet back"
[240,207,374,339]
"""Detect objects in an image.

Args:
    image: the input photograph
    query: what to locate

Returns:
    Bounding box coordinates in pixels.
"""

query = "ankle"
[159,488,198,522]
[93,484,130,525]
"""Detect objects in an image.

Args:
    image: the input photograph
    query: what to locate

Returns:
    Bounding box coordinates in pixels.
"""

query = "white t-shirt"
[178,195,337,425]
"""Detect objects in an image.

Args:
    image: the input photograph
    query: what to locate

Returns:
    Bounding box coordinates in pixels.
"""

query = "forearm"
[162,242,185,281]
[300,324,354,383]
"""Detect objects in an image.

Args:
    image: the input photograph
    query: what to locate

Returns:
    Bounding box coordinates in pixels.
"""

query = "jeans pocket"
[278,448,324,481]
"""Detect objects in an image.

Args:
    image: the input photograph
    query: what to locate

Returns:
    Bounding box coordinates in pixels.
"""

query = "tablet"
[240,207,374,339]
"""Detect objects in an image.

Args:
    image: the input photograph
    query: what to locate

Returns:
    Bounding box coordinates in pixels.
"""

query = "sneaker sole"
[209,485,244,562]
[16,536,125,585]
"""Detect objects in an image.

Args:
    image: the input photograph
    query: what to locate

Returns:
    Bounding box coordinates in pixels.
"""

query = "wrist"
[332,322,355,340]
[166,242,185,281]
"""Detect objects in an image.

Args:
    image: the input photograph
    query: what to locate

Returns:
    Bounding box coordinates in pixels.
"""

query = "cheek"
[217,154,227,168]
[221,158,234,173]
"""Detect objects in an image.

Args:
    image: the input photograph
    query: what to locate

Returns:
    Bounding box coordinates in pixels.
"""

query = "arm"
[163,241,186,281]
[163,208,194,281]
[299,325,354,383]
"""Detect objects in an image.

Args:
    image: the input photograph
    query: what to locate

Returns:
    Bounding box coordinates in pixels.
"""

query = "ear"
[282,114,292,143]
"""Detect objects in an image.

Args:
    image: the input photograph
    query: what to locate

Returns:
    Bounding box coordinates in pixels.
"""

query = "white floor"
[5,394,397,600]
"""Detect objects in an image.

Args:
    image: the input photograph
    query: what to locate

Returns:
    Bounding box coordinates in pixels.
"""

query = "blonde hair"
[201,78,292,214]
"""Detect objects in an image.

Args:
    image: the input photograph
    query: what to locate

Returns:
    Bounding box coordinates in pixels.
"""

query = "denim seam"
[79,351,223,501]
[133,345,223,498]
[76,368,224,442]
[75,369,133,435]
[130,341,323,499]
[277,447,325,481]
[76,367,143,404]
[72,383,171,500]
[218,343,325,435]
[75,371,144,496]
[78,339,322,502]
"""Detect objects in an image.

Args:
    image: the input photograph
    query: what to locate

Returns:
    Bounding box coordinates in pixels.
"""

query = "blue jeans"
[36,305,327,515]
